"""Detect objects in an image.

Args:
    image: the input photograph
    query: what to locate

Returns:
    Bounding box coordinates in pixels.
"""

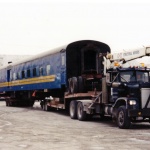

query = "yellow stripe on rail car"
[0,75,56,88]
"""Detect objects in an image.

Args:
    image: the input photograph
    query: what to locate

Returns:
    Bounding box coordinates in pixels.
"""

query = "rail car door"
[7,69,11,87]
[7,64,12,88]
[60,50,66,86]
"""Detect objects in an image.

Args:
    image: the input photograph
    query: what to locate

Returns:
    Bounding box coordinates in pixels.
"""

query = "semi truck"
[0,40,149,128]
[42,46,150,129]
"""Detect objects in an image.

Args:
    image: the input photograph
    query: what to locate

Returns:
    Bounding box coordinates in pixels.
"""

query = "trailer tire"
[69,100,77,119]
[78,76,84,93]
[117,106,131,129]
[68,77,78,94]
[77,102,87,121]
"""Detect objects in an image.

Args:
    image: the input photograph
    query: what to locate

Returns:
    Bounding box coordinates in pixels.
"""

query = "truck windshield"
[120,71,135,82]
[120,71,149,82]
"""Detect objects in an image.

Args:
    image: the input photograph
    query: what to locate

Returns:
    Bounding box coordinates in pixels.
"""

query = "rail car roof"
[0,40,110,69]
[66,40,110,53]
[0,45,66,69]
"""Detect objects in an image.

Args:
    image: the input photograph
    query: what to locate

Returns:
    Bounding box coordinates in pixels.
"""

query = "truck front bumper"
[128,108,150,118]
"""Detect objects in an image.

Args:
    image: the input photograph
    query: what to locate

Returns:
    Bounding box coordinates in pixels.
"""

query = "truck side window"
[137,71,149,82]
[111,73,118,82]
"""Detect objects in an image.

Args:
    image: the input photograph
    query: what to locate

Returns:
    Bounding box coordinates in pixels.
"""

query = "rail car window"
[17,72,21,79]
[13,73,16,80]
[46,65,51,75]
[27,69,31,78]
[0,75,1,81]
[33,68,36,77]
[22,71,25,79]
[39,67,43,76]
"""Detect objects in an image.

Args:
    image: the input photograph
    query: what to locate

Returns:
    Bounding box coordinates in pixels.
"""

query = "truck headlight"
[129,100,136,105]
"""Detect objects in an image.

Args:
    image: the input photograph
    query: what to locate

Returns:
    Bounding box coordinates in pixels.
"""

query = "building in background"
[0,55,32,67]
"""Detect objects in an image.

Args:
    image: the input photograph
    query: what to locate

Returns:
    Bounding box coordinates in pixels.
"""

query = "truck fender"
[112,97,128,119]
[76,99,93,113]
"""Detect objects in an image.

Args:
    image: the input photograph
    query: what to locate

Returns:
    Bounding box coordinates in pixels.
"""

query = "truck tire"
[117,106,131,129]
[69,100,77,119]
[77,102,87,121]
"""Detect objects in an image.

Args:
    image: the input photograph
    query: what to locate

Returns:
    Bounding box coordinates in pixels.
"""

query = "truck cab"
[106,67,150,128]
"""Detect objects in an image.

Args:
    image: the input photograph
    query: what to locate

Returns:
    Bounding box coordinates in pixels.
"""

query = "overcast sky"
[0,0,150,59]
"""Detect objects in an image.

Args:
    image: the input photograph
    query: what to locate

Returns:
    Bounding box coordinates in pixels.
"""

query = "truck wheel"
[77,102,87,121]
[117,106,131,129]
[69,100,77,119]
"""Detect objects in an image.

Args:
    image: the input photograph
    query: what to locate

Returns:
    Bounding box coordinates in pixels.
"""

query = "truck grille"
[141,88,150,109]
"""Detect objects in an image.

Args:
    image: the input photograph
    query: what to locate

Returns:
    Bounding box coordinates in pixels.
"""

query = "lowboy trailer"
[0,40,150,128]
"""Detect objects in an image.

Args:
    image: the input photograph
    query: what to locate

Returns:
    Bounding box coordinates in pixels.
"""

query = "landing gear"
[42,101,49,111]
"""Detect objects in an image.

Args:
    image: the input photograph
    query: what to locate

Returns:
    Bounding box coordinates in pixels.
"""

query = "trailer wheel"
[117,106,131,129]
[77,102,87,121]
[78,76,84,93]
[68,77,78,94]
[69,100,77,119]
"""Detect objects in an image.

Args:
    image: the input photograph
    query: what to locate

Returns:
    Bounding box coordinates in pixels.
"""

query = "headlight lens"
[129,100,136,105]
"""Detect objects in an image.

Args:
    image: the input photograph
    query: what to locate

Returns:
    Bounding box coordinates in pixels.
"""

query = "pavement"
[0,101,150,150]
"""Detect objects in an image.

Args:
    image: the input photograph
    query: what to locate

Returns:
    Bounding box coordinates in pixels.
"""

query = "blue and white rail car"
[0,45,66,105]
[0,46,66,88]
[10,46,66,91]
[0,40,111,107]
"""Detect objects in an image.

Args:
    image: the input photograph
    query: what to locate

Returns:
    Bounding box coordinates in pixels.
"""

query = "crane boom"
[110,47,150,62]
[103,47,150,75]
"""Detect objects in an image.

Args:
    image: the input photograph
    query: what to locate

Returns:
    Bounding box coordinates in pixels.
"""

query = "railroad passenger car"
[0,40,110,107]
